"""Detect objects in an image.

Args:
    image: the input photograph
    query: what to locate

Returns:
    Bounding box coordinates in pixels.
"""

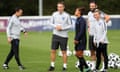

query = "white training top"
[93,18,108,45]
[6,15,25,39]
[50,11,72,38]
[88,11,105,35]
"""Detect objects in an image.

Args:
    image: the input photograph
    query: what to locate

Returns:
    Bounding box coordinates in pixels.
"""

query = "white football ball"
[67,50,72,56]
[86,60,94,70]
[115,61,120,69]
[108,53,120,62]
[58,50,62,56]
[83,50,91,57]
[73,50,76,55]
[108,60,116,68]
[58,50,72,56]
[75,60,80,68]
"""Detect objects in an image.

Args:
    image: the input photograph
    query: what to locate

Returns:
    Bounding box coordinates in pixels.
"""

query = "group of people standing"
[2,1,110,72]
[48,1,110,72]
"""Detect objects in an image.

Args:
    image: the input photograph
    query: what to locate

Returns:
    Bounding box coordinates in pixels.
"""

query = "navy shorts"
[89,35,96,50]
[51,35,68,51]
[75,40,86,51]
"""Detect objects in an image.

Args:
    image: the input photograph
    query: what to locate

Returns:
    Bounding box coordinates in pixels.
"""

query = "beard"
[90,8,96,12]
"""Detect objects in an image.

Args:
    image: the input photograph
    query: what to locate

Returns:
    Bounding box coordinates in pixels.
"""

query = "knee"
[62,51,67,55]
[75,52,83,57]
[90,50,96,56]
[51,50,56,54]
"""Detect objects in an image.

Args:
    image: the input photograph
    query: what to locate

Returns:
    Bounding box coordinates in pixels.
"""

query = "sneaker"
[62,67,67,71]
[48,66,55,71]
[2,64,9,70]
[101,69,108,72]
[84,68,91,72]
[19,65,25,70]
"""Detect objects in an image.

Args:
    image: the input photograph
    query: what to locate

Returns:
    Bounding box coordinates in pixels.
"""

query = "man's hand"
[74,40,79,44]
[24,32,28,38]
[7,37,11,43]
[55,25,62,31]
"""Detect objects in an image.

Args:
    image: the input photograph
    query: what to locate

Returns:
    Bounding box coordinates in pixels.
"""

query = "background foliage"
[0,0,120,16]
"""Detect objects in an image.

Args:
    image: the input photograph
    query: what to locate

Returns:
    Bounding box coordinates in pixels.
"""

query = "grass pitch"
[0,30,120,72]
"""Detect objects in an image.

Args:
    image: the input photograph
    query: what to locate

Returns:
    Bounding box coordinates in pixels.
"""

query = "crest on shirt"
[62,17,65,20]
[99,22,102,26]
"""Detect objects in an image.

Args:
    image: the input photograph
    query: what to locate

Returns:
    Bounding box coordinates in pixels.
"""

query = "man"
[2,8,27,70]
[48,1,72,71]
[93,9,108,72]
[87,2,110,70]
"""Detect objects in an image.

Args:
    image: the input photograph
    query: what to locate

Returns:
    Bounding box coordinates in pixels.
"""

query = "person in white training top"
[2,8,27,70]
[48,1,72,72]
[87,1,110,70]
[93,9,108,72]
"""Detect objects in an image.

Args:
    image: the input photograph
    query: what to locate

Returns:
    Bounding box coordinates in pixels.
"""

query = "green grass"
[0,30,120,72]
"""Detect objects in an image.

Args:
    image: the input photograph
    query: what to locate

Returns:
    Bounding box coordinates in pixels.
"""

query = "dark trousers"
[4,39,22,66]
[96,43,108,69]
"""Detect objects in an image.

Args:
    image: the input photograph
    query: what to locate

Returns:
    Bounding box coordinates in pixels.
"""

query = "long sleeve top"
[6,15,26,39]
[50,11,72,38]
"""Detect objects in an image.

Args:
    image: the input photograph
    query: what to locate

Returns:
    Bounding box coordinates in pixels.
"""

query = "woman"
[74,7,90,72]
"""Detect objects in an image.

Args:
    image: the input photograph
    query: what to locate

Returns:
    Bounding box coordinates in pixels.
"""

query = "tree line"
[0,0,119,16]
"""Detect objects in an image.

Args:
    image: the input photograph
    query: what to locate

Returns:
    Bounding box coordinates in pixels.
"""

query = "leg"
[50,50,57,67]
[90,50,96,61]
[50,39,59,67]
[96,44,102,70]
[60,37,68,71]
[49,35,59,71]
[76,50,89,72]
[12,39,22,66]
[62,50,67,68]
[101,44,108,69]
[76,50,84,72]
[100,53,105,71]
[4,40,14,65]
[89,36,96,70]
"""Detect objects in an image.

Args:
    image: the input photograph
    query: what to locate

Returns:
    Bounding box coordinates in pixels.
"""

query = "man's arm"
[50,14,56,28]
[87,20,90,33]
[104,14,110,22]
[101,11,110,22]
[6,18,13,38]
[6,18,13,43]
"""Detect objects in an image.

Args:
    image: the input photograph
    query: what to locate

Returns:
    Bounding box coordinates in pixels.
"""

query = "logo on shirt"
[62,17,65,20]
[99,23,102,26]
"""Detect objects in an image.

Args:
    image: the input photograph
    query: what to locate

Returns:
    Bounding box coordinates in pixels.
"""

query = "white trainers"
[2,64,9,69]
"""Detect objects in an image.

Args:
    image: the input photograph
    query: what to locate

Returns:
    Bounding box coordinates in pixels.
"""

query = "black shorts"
[51,35,68,51]
[89,35,96,50]
[75,40,86,51]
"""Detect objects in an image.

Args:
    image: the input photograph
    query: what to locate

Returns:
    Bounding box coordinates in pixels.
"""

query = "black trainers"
[19,65,25,70]
[48,66,55,71]
[62,67,67,71]
[2,64,9,70]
